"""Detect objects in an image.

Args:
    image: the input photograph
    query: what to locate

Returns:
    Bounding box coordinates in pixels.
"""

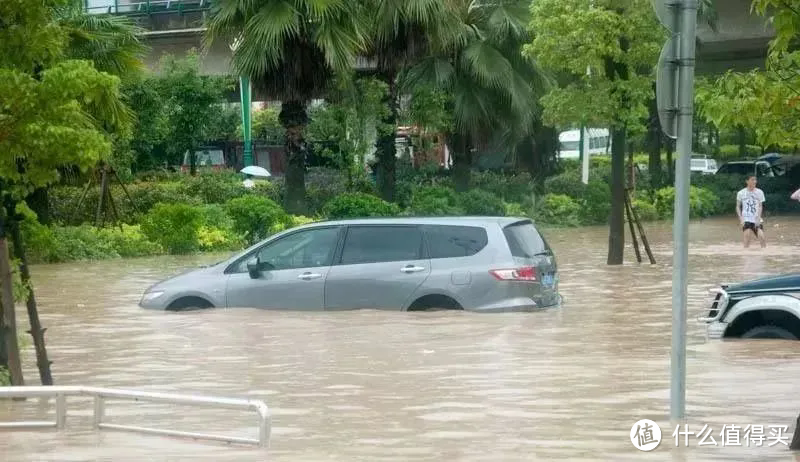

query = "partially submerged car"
[700,274,800,340]
[140,216,560,312]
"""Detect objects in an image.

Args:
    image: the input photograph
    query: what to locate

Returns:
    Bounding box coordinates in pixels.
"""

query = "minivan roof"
[304,216,532,228]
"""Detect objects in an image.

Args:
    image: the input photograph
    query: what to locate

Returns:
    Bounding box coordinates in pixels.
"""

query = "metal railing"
[0,386,270,448]
[84,0,211,16]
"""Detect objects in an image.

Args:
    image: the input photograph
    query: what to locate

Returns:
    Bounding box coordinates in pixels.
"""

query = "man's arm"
[736,198,743,223]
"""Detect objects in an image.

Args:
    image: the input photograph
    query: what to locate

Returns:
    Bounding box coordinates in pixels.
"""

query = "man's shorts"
[743,221,763,233]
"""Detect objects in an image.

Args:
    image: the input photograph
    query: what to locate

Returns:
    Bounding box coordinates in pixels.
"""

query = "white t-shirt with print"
[737,187,766,223]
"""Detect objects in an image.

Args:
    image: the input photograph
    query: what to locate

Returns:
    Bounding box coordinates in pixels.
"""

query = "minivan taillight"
[489,266,537,282]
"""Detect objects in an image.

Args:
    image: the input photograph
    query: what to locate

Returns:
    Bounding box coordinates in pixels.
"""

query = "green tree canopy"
[152,51,232,173]
[526,0,663,130]
[694,1,800,149]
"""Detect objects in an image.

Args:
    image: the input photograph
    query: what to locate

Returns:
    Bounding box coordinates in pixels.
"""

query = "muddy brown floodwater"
[2,217,800,461]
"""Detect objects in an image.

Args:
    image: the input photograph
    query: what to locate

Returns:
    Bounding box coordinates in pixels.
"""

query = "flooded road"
[2,216,799,461]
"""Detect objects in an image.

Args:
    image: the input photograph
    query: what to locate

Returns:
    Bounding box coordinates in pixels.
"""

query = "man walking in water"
[736,175,766,248]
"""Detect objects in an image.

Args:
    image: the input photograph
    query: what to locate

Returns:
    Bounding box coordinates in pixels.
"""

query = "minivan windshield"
[503,221,548,258]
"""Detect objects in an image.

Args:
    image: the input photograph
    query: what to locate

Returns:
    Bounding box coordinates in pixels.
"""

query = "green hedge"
[321,192,399,219]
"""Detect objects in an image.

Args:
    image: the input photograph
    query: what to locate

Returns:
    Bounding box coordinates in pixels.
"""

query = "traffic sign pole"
[653,0,698,422]
[670,0,697,423]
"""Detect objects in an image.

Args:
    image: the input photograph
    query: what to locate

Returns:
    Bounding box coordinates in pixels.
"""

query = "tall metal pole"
[670,0,697,422]
[581,65,592,185]
[580,127,589,184]
[239,76,253,167]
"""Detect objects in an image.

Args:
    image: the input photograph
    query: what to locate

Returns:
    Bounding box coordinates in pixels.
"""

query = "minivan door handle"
[297,272,323,280]
[400,265,426,273]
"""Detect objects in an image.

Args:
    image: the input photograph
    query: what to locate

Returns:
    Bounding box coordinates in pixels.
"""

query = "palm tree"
[366,0,455,202]
[205,0,369,214]
[56,0,147,79]
[404,0,550,191]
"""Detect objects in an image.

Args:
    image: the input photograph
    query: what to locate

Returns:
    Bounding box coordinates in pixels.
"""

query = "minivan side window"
[229,227,340,273]
[339,226,423,265]
[424,225,488,258]
[503,221,548,258]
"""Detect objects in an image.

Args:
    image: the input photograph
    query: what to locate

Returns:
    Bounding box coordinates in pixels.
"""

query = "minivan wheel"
[740,325,798,340]
[407,295,462,312]
[167,297,214,312]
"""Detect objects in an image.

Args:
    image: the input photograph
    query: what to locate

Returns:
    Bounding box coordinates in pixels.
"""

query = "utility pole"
[653,0,698,422]
[580,127,588,184]
[240,76,253,167]
[230,37,253,168]
[581,66,592,185]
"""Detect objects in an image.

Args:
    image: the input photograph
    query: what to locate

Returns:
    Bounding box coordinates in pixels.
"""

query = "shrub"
[410,186,464,216]
[305,168,348,215]
[178,172,247,204]
[632,199,659,222]
[224,195,289,244]
[580,180,611,225]
[654,186,717,219]
[534,194,581,227]
[470,171,534,204]
[125,182,200,221]
[252,179,284,204]
[457,189,505,216]
[49,182,199,226]
[504,202,527,217]
[198,204,235,230]
[197,226,243,251]
[544,171,586,198]
[93,225,162,258]
[321,192,399,219]
[141,203,204,254]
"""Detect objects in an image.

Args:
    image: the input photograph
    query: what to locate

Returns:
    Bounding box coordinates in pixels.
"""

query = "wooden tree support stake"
[624,188,656,265]
[625,193,643,263]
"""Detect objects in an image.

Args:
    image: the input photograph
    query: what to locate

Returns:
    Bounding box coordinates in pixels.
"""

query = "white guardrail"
[0,386,270,448]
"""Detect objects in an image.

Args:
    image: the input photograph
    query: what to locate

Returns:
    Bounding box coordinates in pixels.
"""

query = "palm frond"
[57,11,148,78]
[698,0,719,33]
[460,41,514,89]
[206,0,367,101]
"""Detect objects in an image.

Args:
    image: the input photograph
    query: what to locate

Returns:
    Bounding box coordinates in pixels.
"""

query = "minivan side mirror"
[247,261,262,279]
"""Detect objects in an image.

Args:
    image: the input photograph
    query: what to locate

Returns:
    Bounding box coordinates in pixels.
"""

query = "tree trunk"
[607,126,626,266]
[451,133,472,192]
[376,75,399,202]
[189,149,197,176]
[8,211,53,385]
[280,100,309,215]
[647,88,663,190]
[0,236,24,386]
[25,188,50,226]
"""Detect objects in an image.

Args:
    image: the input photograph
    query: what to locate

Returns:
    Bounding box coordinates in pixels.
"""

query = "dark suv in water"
[700,273,800,340]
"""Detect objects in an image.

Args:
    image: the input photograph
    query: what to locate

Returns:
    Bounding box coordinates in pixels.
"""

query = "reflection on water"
[1,216,799,461]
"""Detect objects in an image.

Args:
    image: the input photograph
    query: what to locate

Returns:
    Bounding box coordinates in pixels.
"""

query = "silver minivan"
[139,217,560,312]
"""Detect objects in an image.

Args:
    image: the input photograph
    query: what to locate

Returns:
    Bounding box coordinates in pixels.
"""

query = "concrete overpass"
[87,0,776,80]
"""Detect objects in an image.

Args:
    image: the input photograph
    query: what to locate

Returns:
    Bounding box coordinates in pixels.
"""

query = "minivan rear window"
[423,225,488,258]
[503,221,548,258]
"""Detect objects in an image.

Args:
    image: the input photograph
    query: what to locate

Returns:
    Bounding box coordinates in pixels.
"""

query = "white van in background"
[558,128,611,159]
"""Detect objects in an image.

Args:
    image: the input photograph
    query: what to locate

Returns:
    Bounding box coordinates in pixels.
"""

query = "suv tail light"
[489,266,537,282]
